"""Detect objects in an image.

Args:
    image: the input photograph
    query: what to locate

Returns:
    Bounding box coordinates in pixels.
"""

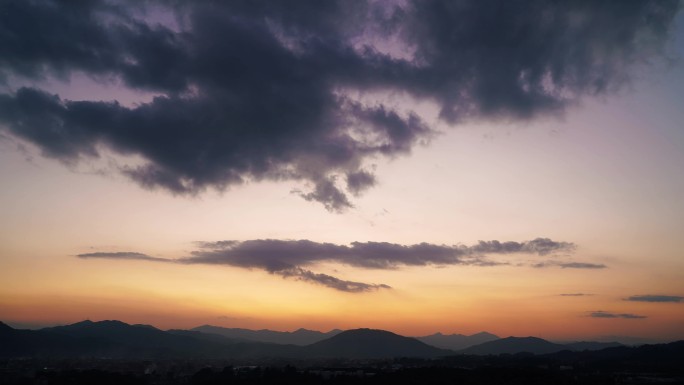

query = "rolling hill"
[1,320,300,359]
[460,336,568,355]
[305,328,453,358]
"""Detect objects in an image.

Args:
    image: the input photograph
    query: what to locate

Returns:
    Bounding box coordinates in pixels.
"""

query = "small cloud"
[76,252,169,262]
[533,261,607,269]
[470,238,576,256]
[589,311,647,319]
[558,262,606,269]
[217,315,253,321]
[625,295,683,303]
[560,293,593,297]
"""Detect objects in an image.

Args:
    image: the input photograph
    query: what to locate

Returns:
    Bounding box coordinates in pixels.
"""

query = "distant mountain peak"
[344,327,389,333]
[98,320,128,325]
[133,324,160,330]
[66,319,129,328]
[70,320,94,326]
[505,336,543,340]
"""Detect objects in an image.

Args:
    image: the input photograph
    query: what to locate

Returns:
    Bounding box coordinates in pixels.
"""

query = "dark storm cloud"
[0,0,679,210]
[589,311,647,319]
[625,295,683,303]
[397,1,680,122]
[77,251,169,262]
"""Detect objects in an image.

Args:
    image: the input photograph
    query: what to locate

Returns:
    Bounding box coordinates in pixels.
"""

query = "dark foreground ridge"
[2,342,684,385]
[2,321,684,384]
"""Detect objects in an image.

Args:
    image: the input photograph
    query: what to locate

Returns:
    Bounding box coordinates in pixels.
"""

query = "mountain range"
[0,320,646,359]
[191,325,342,345]
[415,331,499,350]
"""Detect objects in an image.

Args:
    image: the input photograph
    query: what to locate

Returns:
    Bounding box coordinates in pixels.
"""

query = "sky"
[1,0,683,343]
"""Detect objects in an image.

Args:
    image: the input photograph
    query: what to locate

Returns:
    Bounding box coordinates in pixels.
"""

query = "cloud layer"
[0,0,679,210]
[78,237,595,292]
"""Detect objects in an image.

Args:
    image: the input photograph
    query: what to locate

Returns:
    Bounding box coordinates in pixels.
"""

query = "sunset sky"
[1,1,683,343]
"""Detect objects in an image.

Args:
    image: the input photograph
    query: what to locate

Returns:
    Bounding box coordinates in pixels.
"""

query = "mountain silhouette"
[2,320,289,359]
[416,331,499,350]
[192,325,342,345]
[545,340,684,367]
[0,321,77,357]
[1,320,672,360]
[305,328,452,358]
[461,336,567,355]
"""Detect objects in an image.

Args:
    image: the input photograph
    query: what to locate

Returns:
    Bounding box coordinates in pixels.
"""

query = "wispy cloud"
[589,311,647,319]
[533,261,606,269]
[77,252,169,262]
[278,267,391,293]
[558,262,606,269]
[624,295,683,303]
[559,293,593,297]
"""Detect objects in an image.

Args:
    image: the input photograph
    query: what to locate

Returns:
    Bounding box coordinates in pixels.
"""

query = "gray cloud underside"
[625,295,683,303]
[279,267,391,293]
[0,1,679,211]
[77,237,591,292]
[76,249,391,293]
[589,311,647,319]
